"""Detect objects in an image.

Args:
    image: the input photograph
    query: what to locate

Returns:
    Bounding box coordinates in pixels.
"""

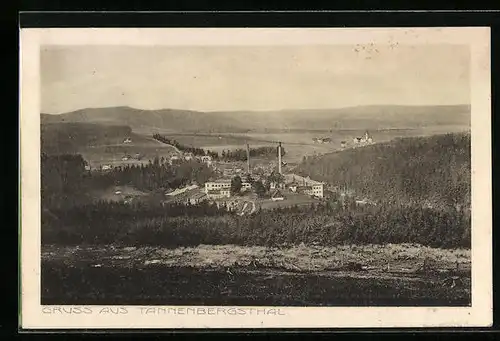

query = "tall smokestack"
[278,142,282,174]
[246,143,251,174]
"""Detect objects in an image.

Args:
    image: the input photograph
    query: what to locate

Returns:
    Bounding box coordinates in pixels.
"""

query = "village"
[87,131,377,214]
[160,141,328,215]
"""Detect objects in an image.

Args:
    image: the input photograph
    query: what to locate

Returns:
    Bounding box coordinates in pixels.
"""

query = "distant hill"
[41,104,470,133]
[295,132,471,209]
[41,122,151,154]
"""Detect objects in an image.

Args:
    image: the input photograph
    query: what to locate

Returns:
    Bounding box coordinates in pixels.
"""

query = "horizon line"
[42,103,472,115]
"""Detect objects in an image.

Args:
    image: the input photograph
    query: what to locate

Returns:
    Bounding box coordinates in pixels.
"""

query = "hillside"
[41,122,137,154]
[41,122,179,167]
[295,132,471,209]
[41,104,470,133]
[41,107,252,134]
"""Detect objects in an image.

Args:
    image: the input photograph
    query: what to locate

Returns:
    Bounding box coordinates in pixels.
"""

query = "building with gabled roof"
[271,189,285,201]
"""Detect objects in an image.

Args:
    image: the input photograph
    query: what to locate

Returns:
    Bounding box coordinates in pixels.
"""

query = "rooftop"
[189,192,207,200]
[284,173,323,185]
[209,179,232,184]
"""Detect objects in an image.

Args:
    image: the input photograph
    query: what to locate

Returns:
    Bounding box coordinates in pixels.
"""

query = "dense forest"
[41,153,215,208]
[42,199,470,249]
[152,133,285,161]
[296,132,471,210]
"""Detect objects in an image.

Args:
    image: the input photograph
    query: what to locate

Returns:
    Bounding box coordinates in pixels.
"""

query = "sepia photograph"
[20,27,492,329]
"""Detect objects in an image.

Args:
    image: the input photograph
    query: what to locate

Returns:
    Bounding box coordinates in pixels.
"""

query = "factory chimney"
[246,143,251,174]
[278,142,282,174]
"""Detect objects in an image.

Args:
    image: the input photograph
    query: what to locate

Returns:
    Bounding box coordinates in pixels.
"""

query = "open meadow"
[143,125,470,163]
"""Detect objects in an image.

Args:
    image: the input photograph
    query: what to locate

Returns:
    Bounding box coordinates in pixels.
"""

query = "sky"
[41,45,470,114]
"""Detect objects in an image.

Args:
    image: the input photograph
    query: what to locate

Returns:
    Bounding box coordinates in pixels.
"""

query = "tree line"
[219,146,285,161]
[152,133,219,159]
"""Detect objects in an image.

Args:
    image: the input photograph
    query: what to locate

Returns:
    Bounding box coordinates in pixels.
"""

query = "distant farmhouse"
[313,137,332,144]
[352,131,374,147]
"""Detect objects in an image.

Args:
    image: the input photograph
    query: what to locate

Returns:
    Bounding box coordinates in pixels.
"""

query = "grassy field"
[258,192,319,210]
[142,126,470,163]
[42,122,182,168]
[81,141,179,169]
[87,185,150,202]
[41,243,471,306]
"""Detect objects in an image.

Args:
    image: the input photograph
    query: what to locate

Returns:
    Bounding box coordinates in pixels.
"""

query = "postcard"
[19,27,492,329]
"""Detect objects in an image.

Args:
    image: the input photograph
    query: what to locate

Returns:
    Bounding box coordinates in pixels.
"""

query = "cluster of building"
[352,131,374,146]
[339,131,374,149]
[201,172,325,200]
[282,174,325,198]
[199,141,325,201]
[312,131,374,150]
[167,153,213,165]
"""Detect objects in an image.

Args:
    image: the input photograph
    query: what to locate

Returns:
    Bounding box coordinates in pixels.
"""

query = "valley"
[40,104,472,306]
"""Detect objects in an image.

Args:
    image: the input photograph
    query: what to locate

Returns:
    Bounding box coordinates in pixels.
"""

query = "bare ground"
[41,243,470,306]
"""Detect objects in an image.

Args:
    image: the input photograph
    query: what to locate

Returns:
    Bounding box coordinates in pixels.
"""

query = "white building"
[283,173,324,198]
[206,188,231,199]
[205,179,252,197]
[241,182,252,191]
[205,180,231,193]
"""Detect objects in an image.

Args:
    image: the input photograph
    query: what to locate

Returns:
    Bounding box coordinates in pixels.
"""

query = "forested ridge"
[296,132,471,210]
